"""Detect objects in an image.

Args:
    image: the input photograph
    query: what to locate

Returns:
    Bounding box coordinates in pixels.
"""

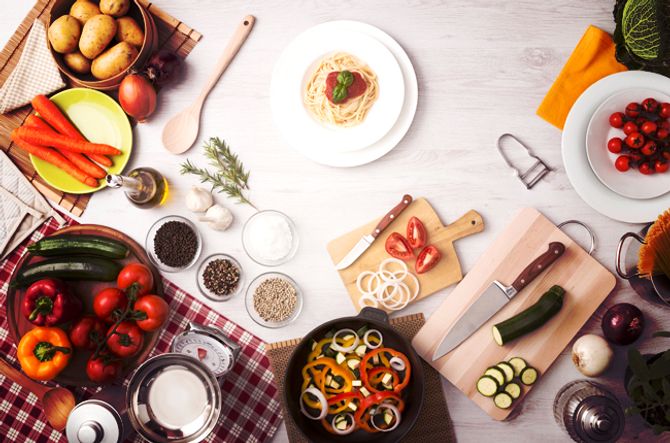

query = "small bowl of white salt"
[242,210,299,266]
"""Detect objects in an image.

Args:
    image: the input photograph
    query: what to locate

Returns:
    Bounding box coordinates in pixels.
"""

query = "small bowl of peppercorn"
[197,254,243,302]
[245,272,303,328]
[146,215,202,273]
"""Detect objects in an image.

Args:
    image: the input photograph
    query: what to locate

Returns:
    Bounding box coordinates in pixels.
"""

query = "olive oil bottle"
[106,167,168,209]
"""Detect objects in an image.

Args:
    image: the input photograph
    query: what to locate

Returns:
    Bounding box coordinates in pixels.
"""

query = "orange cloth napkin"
[537,25,628,130]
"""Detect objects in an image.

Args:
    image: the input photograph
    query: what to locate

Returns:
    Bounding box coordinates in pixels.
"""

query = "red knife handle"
[370,194,413,239]
[511,241,565,293]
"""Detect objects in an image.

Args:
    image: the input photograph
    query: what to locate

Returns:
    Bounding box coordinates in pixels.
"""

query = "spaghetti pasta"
[304,52,379,127]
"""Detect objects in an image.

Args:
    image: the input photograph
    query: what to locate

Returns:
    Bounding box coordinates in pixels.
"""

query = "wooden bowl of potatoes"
[47,0,157,91]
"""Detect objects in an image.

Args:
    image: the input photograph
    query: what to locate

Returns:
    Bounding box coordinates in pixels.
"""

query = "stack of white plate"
[562,71,670,223]
[271,21,418,167]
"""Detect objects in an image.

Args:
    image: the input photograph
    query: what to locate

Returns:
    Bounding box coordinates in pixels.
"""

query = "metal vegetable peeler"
[496,133,551,189]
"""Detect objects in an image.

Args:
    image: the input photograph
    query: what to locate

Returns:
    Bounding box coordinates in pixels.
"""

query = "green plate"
[30,88,132,194]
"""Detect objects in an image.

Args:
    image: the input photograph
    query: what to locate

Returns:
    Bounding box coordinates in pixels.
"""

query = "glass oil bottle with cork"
[106,167,168,209]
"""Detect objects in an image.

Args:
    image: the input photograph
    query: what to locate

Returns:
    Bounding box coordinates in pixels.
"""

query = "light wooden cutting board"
[412,207,616,421]
[326,198,484,312]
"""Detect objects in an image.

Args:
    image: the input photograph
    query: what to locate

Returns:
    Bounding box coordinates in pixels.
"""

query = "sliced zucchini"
[356,325,369,337]
[355,344,367,357]
[496,362,514,383]
[335,353,346,364]
[504,382,521,399]
[359,387,370,397]
[493,392,514,409]
[347,359,360,370]
[310,339,318,351]
[476,375,499,397]
[352,380,362,387]
[508,357,528,377]
[519,367,539,386]
[381,373,393,385]
[484,367,505,387]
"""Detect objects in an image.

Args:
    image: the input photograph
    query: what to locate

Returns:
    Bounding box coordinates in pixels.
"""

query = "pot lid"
[170,322,240,378]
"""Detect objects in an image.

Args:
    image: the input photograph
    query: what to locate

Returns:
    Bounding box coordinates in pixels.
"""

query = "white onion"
[364,329,383,349]
[331,328,359,353]
[379,258,408,281]
[389,356,406,371]
[300,386,328,420]
[370,403,401,432]
[355,260,421,312]
[571,334,613,377]
[331,413,356,435]
[356,271,377,296]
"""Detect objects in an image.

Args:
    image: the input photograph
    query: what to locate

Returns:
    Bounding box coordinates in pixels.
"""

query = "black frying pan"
[284,307,425,443]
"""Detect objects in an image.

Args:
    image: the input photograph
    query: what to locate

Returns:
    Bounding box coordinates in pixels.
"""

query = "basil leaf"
[332,84,348,103]
[337,70,354,87]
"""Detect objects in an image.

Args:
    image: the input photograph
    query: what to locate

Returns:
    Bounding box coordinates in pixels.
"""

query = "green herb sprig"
[180,137,256,209]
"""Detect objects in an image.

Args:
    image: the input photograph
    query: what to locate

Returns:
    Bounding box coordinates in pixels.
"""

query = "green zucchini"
[493,392,513,409]
[12,256,122,287]
[484,367,505,386]
[476,376,499,397]
[28,235,129,259]
[508,357,528,377]
[504,382,521,399]
[496,362,515,383]
[520,367,539,386]
[492,285,565,346]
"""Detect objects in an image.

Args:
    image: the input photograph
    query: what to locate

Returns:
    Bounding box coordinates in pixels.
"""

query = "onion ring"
[356,271,377,296]
[331,413,356,435]
[359,294,379,308]
[379,258,408,281]
[300,386,328,420]
[370,403,402,432]
[389,356,406,371]
[330,328,359,353]
[364,329,383,349]
[355,260,421,312]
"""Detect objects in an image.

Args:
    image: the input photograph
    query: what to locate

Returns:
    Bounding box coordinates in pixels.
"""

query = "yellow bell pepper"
[17,327,71,381]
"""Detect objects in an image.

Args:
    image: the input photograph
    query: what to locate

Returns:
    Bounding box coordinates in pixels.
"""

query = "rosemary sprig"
[180,137,256,209]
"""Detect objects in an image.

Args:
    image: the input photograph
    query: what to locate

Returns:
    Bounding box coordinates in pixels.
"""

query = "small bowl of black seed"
[197,254,243,302]
[245,272,303,328]
[146,215,202,272]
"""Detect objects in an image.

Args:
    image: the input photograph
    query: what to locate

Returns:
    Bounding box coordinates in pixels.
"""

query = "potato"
[48,15,81,54]
[115,17,144,47]
[91,42,138,80]
[63,51,91,74]
[79,14,117,59]
[99,0,130,17]
[69,1,100,24]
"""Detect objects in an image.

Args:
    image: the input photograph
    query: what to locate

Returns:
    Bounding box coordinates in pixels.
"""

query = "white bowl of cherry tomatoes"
[586,88,670,200]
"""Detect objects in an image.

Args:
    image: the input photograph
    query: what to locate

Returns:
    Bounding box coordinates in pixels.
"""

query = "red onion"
[118,74,156,122]
[145,51,181,86]
[601,303,644,345]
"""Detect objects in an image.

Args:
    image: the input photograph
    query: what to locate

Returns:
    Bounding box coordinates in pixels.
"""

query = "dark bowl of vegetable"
[284,307,424,442]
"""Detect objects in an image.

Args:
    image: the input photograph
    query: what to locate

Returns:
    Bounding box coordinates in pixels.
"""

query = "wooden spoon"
[0,357,75,431]
[162,15,256,154]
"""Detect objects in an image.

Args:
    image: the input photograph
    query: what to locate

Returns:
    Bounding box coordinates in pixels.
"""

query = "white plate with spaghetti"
[272,25,405,154]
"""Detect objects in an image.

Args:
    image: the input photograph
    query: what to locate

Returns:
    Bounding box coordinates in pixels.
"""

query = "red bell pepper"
[22,278,82,326]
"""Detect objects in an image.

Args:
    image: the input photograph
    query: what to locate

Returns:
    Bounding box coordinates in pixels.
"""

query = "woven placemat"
[0,0,202,216]
[267,313,456,442]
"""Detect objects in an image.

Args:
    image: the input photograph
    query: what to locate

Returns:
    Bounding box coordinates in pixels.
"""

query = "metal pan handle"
[557,220,596,255]
[616,232,645,279]
[358,307,389,324]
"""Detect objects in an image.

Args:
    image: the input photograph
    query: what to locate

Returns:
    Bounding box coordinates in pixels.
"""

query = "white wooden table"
[2,1,668,441]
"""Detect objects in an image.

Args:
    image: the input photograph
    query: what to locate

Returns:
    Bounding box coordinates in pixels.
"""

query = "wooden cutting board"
[326,198,484,312]
[412,207,616,421]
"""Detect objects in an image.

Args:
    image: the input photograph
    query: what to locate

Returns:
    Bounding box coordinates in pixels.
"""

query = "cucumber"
[493,392,513,409]
[28,235,129,259]
[492,285,565,346]
[484,367,505,386]
[504,382,521,399]
[520,367,539,386]
[496,362,515,383]
[476,376,499,397]
[508,357,528,377]
[12,257,122,287]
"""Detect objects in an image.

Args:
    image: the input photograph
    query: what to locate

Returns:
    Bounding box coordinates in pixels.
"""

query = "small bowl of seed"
[197,254,243,302]
[146,215,202,273]
[245,272,303,328]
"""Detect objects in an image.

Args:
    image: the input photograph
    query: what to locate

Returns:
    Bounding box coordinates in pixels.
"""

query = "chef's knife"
[432,241,565,361]
[334,194,413,270]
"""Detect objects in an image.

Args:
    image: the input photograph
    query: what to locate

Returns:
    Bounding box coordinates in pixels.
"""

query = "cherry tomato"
[623,121,638,135]
[659,120,670,130]
[657,128,670,140]
[635,117,647,127]
[641,121,657,135]
[609,112,624,128]
[607,137,623,153]
[69,315,106,350]
[642,98,659,113]
[625,132,645,149]
[660,103,670,119]
[93,288,128,323]
[406,216,427,250]
[415,245,441,274]
[625,102,641,118]
[639,162,654,175]
[641,140,658,156]
[664,152,670,160]
[615,155,630,172]
[655,160,670,173]
[117,263,154,297]
[86,355,122,383]
[133,295,169,332]
[385,232,413,261]
[106,321,144,358]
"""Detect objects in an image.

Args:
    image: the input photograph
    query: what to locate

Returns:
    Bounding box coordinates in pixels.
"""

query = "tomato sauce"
[325,71,367,104]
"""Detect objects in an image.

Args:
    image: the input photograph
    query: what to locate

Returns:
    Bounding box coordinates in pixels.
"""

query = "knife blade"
[432,241,565,361]
[334,194,413,271]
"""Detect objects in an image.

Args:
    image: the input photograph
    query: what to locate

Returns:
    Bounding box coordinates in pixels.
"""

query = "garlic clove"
[201,204,233,231]
[185,186,214,212]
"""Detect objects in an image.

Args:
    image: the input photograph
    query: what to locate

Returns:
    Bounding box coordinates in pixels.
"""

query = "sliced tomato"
[385,232,413,261]
[415,245,441,274]
[406,216,427,249]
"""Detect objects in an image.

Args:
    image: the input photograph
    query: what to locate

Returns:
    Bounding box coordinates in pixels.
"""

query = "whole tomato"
[93,288,128,323]
[117,263,154,297]
[69,316,106,350]
[133,295,169,332]
[106,321,144,358]
[86,355,122,383]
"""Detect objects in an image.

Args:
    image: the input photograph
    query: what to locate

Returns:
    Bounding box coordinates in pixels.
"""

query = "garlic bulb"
[200,204,233,231]
[185,186,213,212]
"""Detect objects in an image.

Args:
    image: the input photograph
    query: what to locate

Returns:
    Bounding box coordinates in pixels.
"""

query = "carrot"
[14,126,122,156]
[24,116,107,179]
[11,130,98,187]
[31,95,113,166]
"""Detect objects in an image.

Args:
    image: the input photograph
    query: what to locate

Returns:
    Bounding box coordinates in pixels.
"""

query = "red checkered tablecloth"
[0,215,282,443]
